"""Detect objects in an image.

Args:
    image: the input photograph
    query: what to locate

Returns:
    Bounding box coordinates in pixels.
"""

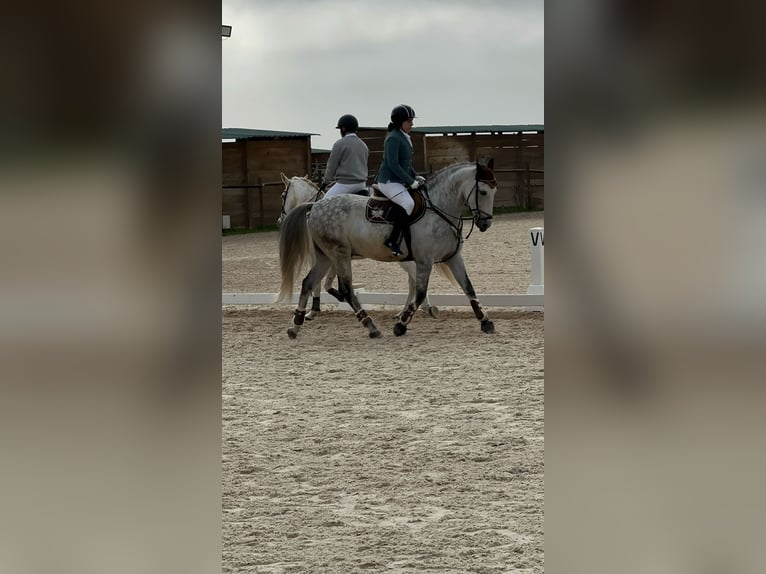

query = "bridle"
[423,165,496,240]
[467,174,496,226]
[279,178,324,223]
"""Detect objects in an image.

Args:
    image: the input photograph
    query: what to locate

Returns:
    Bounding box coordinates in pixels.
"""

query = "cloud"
[222,0,543,149]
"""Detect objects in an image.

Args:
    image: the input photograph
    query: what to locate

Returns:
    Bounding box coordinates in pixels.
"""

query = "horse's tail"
[275,203,314,303]
[434,262,459,288]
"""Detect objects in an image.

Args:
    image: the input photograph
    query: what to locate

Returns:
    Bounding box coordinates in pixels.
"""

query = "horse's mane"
[426,161,476,188]
[430,161,473,176]
[282,175,321,216]
[293,175,319,189]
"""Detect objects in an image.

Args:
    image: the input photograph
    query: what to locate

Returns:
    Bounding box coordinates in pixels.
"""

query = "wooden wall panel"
[223,131,542,227]
[222,136,311,228]
[359,129,427,176]
[358,129,385,179]
[222,188,248,229]
[222,142,246,185]
[424,137,472,172]
[245,139,311,180]
[247,185,284,228]
[222,185,286,229]
[357,129,387,147]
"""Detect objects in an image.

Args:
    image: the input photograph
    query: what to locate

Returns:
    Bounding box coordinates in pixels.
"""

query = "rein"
[280,178,324,221]
[421,186,463,262]
[422,169,496,240]
[422,184,464,235]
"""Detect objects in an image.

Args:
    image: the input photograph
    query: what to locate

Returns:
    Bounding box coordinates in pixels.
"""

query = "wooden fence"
[222,180,285,229]
[224,130,543,229]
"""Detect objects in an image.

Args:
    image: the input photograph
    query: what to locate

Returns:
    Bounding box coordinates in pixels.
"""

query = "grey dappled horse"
[278,172,445,320]
[276,160,499,338]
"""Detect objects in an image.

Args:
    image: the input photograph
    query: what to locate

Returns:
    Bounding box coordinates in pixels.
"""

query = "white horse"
[278,173,443,319]
[277,160,498,338]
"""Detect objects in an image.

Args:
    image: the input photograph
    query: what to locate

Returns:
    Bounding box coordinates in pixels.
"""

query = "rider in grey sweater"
[323,114,369,197]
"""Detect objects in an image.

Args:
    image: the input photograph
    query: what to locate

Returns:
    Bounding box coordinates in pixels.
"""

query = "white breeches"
[324,181,368,197]
[376,181,414,215]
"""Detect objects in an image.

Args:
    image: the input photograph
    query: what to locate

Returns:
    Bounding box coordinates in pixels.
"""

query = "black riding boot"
[384,204,408,256]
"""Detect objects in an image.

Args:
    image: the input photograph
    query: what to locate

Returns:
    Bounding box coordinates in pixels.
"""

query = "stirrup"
[384,238,402,256]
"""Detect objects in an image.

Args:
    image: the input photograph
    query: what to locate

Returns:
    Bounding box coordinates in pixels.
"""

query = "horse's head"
[468,158,497,232]
[277,173,292,224]
[278,173,321,224]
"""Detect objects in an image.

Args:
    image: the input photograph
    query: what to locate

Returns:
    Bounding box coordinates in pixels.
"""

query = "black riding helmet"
[336,114,359,131]
[390,104,416,123]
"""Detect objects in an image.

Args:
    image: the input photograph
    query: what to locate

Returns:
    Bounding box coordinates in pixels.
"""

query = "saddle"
[365,185,426,224]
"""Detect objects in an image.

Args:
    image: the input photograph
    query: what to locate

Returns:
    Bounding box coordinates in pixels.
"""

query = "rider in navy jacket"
[375,104,425,256]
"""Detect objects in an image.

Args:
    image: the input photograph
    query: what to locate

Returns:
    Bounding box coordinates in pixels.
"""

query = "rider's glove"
[409,179,421,190]
[415,175,426,184]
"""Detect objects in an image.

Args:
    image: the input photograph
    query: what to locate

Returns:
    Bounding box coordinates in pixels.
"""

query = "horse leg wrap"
[400,304,416,325]
[470,299,488,321]
[355,308,370,324]
[293,309,306,325]
[311,297,321,312]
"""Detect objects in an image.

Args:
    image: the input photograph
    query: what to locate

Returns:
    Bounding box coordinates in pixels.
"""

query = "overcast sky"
[222,0,543,150]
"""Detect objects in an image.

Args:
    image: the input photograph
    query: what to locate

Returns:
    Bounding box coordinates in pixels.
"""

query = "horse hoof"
[305,313,315,321]
[393,323,407,337]
[369,329,382,339]
[426,306,440,318]
[481,320,495,334]
[287,327,298,339]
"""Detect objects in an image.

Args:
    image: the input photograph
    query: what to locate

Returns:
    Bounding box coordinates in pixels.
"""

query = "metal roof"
[414,124,543,134]
[359,124,543,134]
[222,128,317,140]
[221,124,545,140]
[222,124,542,142]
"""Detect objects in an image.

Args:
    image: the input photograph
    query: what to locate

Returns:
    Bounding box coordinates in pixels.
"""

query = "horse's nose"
[478,219,492,232]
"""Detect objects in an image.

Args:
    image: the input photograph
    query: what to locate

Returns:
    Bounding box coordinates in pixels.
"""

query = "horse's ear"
[280,172,290,185]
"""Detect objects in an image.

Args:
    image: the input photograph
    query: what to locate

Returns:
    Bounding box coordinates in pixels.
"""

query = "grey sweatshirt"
[323,133,370,184]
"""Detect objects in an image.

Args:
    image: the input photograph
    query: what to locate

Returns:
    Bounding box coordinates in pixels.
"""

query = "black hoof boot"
[384,238,402,256]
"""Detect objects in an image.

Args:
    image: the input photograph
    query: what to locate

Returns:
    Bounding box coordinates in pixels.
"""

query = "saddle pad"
[365,189,426,224]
